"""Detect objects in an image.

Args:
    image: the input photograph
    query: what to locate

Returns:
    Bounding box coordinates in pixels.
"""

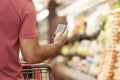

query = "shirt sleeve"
[19,0,38,39]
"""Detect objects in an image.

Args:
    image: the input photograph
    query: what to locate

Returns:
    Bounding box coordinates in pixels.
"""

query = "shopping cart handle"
[22,64,31,69]
[22,62,52,69]
[30,63,52,69]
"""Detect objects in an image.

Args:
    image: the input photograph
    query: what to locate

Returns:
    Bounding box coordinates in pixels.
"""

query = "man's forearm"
[33,43,60,63]
[20,38,61,63]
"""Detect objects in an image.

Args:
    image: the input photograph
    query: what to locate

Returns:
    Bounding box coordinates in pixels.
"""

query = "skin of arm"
[19,29,68,64]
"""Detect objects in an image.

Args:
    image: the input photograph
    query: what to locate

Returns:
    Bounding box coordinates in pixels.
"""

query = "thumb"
[63,27,68,36]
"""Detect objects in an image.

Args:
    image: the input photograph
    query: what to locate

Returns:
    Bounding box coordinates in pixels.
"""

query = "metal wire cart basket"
[21,63,54,80]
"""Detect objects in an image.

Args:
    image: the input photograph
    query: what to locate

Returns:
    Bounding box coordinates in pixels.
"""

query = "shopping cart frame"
[21,63,54,80]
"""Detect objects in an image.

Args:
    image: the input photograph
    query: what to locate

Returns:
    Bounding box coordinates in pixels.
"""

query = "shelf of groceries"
[51,1,120,80]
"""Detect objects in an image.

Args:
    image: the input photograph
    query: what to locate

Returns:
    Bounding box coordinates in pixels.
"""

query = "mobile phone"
[53,23,67,37]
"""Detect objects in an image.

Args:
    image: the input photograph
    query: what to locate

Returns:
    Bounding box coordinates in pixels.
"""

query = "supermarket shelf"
[65,30,100,44]
[53,63,96,80]
[56,0,107,16]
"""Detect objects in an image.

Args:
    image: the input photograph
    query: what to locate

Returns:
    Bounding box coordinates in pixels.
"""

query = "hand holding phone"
[53,23,68,49]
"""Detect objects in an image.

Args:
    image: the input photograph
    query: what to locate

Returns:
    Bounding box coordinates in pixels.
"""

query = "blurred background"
[20,0,120,80]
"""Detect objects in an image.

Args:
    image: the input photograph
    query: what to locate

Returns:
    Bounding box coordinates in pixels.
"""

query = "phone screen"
[53,23,67,36]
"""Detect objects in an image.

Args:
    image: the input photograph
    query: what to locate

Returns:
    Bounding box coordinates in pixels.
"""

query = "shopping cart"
[21,63,54,80]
